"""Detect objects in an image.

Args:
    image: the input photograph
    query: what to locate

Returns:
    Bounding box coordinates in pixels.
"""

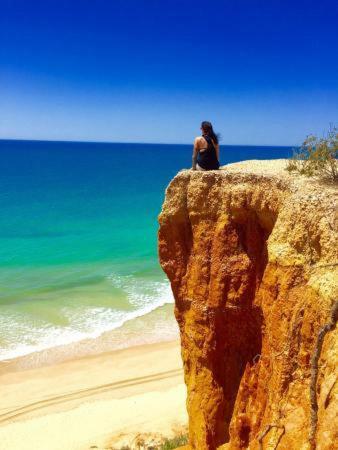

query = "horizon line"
[0,137,297,148]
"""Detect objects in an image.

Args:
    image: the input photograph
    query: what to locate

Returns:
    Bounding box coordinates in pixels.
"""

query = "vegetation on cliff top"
[111,433,188,450]
[286,125,338,181]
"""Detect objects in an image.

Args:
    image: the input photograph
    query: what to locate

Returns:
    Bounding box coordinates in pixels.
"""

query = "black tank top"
[197,135,220,170]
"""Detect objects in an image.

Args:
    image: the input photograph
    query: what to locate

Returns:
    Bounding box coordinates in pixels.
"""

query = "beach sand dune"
[0,340,187,450]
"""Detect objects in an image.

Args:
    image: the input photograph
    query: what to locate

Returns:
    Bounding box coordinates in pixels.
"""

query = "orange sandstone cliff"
[158,160,337,450]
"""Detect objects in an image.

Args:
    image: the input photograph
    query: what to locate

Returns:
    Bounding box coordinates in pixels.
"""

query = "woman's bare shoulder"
[194,136,205,145]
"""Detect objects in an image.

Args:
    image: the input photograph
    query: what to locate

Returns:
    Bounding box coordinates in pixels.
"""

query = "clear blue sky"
[1,0,337,145]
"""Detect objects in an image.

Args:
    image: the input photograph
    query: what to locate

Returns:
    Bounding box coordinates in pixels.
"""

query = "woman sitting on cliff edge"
[192,121,220,171]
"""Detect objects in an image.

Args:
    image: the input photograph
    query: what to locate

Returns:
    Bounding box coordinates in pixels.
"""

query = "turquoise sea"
[0,140,293,363]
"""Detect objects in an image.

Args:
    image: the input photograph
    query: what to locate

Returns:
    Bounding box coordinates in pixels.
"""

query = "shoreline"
[0,302,179,371]
[0,273,175,364]
[0,339,187,450]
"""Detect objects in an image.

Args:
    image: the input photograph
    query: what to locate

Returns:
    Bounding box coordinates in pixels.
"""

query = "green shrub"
[286,125,338,181]
[159,434,188,450]
[111,434,188,449]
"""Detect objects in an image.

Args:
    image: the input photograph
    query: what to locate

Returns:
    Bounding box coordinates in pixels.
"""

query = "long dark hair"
[201,121,219,145]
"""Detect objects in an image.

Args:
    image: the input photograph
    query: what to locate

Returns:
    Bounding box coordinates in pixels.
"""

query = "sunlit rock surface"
[158,160,337,450]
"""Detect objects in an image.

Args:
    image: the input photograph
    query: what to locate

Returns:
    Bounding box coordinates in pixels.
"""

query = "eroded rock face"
[158,161,337,450]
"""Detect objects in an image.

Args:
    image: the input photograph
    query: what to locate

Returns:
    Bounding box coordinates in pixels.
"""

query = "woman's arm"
[192,137,199,170]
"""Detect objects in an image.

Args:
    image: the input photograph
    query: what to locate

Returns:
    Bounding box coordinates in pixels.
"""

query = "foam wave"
[107,273,174,309]
[0,275,174,361]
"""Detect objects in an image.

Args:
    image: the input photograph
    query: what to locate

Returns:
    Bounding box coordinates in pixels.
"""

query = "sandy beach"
[0,339,187,450]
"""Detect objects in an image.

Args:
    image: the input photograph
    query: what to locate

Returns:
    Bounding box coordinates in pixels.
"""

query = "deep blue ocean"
[0,139,294,360]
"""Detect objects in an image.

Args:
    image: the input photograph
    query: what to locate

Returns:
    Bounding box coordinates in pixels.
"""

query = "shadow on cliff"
[170,210,271,449]
[204,214,268,446]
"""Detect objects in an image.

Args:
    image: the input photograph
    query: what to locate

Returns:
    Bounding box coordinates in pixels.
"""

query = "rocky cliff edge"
[158,160,337,450]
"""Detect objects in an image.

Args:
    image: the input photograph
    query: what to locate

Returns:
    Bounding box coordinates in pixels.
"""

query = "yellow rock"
[158,160,337,450]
